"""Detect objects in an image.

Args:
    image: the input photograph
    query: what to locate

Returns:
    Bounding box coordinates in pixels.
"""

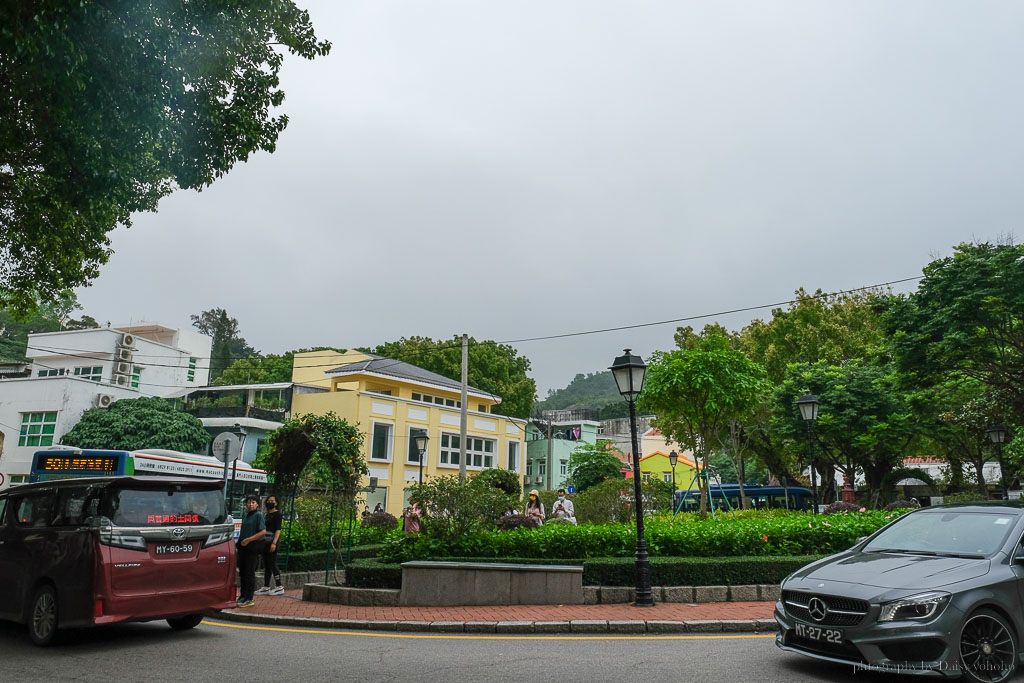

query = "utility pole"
[546,414,554,491]
[459,333,468,482]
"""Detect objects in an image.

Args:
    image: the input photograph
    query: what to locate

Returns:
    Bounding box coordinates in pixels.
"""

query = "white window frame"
[663,472,672,483]
[438,432,495,470]
[526,459,533,476]
[74,365,103,381]
[369,421,394,463]
[560,460,567,476]
[19,411,58,448]
[642,471,651,482]
[539,461,547,476]
[507,441,519,472]
[406,426,429,465]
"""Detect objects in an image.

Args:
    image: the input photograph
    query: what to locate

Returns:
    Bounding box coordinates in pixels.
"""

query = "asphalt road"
[1,617,1016,683]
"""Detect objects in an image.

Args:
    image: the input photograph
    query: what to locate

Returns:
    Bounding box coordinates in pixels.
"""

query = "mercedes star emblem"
[807,597,829,622]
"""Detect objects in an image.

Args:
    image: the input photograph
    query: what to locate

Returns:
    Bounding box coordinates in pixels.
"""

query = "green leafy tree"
[61,397,209,452]
[256,413,367,506]
[370,336,536,419]
[191,308,258,382]
[215,346,347,386]
[0,290,97,360]
[0,2,330,311]
[566,439,626,491]
[536,371,627,417]
[881,241,1024,422]
[639,334,769,517]
[474,467,522,498]
[405,475,512,541]
[775,361,916,507]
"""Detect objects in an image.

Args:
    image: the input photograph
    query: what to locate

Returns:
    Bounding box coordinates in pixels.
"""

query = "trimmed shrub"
[884,499,921,511]
[583,554,829,586]
[345,559,402,589]
[497,514,540,531]
[823,501,864,515]
[363,511,399,531]
[284,544,385,572]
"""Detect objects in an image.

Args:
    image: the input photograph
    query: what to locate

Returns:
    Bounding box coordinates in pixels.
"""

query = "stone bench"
[399,561,584,606]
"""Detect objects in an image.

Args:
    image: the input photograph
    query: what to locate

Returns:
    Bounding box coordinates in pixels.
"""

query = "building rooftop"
[325,355,497,402]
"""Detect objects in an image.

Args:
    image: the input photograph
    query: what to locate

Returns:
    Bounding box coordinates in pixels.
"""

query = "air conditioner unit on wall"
[120,333,135,348]
[115,361,131,375]
[116,347,133,362]
[535,477,543,484]
[96,394,114,408]
[112,373,129,386]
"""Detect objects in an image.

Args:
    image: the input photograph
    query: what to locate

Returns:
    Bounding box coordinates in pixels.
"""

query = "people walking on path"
[255,495,284,596]
[525,489,545,525]
[236,494,267,608]
[551,488,576,525]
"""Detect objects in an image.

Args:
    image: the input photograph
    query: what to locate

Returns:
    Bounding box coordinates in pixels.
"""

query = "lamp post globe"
[796,392,820,514]
[609,349,653,607]
[414,432,429,484]
[987,424,1009,499]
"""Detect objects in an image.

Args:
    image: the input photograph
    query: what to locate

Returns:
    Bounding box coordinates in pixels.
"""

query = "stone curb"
[212,610,778,635]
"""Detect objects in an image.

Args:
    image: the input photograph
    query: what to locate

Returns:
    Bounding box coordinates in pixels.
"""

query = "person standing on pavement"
[525,489,545,525]
[236,494,266,608]
[255,495,284,596]
[551,488,576,525]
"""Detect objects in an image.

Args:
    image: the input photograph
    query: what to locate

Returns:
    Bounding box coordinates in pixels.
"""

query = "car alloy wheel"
[29,585,58,646]
[959,609,1018,683]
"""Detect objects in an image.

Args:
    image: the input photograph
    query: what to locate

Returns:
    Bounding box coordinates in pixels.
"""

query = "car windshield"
[864,510,1019,557]
[101,485,227,526]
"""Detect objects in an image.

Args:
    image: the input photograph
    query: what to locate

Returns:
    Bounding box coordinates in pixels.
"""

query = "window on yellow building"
[642,472,651,482]
[663,472,672,483]
[370,422,393,461]
[507,442,519,471]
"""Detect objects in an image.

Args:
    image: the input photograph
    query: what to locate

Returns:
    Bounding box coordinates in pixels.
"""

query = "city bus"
[29,448,269,523]
[674,483,815,512]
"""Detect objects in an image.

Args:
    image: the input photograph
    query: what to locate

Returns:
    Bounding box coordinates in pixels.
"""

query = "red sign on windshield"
[147,514,199,524]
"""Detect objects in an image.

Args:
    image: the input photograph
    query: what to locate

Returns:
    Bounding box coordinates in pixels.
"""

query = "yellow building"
[291,350,527,516]
[636,450,701,490]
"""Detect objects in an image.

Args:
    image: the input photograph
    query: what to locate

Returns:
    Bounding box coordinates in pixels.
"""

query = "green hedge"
[283,544,385,572]
[378,511,898,563]
[344,559,402,589]
[340,554,827,588]
[582,555,828,586]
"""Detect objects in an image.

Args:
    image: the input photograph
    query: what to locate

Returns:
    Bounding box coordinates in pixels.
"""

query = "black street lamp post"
[796,392,820,515]
[414,432,429,485]
[987,424,1009,500]
[669,450,679,512]
[610,348,653,608]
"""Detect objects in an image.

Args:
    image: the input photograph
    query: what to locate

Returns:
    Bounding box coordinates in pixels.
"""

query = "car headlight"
[878,591,951,622]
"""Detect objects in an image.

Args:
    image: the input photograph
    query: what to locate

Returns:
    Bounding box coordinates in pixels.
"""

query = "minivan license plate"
[794,621,843,643]
[155,543,194,555]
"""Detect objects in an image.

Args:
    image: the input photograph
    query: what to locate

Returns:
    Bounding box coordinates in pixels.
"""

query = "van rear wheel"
[28,585,58,646]
[167,614,204,630]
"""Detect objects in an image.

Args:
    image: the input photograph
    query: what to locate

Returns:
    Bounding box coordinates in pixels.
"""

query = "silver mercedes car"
[776,503,1024,682]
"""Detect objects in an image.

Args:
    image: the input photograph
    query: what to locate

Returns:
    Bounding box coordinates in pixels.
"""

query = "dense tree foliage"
[566,440,626,491]
[370,336,536,419]
[0,1,330,311]
[61,397,209,452]
[0,290,97,360]
[191,308,257,382]
[640,334,768,516]
[536,371,627,417]
[215,346,347,386]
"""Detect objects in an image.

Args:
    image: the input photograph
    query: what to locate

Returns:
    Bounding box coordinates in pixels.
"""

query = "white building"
[0,323,212,488]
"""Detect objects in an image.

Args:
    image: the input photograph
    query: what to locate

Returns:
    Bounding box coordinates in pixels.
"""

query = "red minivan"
[0,476,236,645]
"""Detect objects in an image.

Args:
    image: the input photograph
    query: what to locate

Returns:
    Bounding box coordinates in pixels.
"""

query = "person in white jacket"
[551,488,577,525]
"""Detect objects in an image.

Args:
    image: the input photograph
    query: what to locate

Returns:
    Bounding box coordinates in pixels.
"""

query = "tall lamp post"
[987,424,1009,500]
[796,392,820,515]
[610,349,654,607]
[669,450,679,513]
[414,432,429,485]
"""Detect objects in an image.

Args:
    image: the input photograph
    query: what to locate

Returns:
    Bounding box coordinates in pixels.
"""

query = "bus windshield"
[101,485,227,526]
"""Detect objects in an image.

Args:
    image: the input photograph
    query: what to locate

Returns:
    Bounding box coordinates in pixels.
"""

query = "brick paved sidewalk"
[219,590,778,633]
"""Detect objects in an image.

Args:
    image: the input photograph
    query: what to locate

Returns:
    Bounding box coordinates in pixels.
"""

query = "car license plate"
[155,543,194,555]
[794,621,843,644]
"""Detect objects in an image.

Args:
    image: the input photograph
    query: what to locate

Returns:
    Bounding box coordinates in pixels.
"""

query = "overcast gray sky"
[77,1,1024,395]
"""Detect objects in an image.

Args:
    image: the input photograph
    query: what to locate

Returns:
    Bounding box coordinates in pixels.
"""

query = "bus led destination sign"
[39,455,119,472]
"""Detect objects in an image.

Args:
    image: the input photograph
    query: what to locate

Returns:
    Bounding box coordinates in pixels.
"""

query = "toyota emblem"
[171,527,187,540]
[807,597,829,622]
